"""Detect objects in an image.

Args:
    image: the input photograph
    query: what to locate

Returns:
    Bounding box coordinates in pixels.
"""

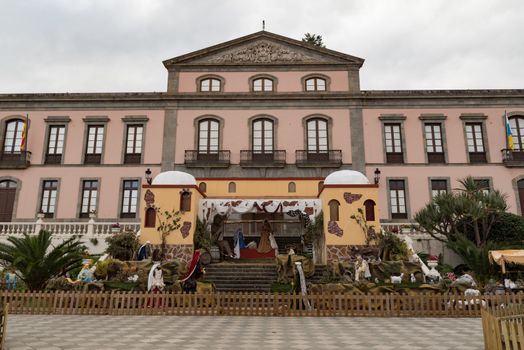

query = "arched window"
[199,78,221,92]
[199,182,207,193]
[364,199,376,221]
[198,119,219,154]
[228,182,236,193]
[145,207,156,228]
[252,118,274,154]
[305,77,326,91]
[307,118,328,154]
[0,180,16,188]
[509,116,524,151]
[3,119,24,153]
[318,181,324,193]
[252,78,274,92]
[180,191,192,212]
[328,200,340,221]
[288,182,296,193]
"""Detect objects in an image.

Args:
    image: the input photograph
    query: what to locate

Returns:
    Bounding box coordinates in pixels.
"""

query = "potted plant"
[111,223,121,233]
[427,255,439,268]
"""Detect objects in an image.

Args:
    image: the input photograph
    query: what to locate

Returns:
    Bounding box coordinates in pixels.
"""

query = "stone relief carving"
[144,190,155,208]
[204,41,319,64]
[343,192,362,204]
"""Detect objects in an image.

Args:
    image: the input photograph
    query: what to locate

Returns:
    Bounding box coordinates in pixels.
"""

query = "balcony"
[124,153,141,164]
[45,154,62,164]
[386,152,404,164]
[0,151,31,169]
[469,151,487,164]
[295,150,342,167]
[240,150,286,167]
[427,152,445,164]
[501,149,524,167]
[184,150,230,168]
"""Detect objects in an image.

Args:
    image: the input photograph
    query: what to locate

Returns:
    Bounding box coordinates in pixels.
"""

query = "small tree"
[350,207,376,245]
[302,33,326,48]
[414,176,507,247]
[0,230,84,290]
[156,208,181,259]
[105,231,140,261]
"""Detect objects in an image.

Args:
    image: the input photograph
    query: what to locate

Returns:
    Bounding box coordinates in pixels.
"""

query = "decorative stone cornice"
[164,31,365,67]
[202,40,319,64]
[418,114,447,121]
[44,116,71,123]
[379,114,406,121]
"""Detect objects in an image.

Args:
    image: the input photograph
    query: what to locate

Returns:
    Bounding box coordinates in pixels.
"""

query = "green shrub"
[489,212,524,245]
[105,231,139,261]
[377,231,408,261]
[446,234,500,285]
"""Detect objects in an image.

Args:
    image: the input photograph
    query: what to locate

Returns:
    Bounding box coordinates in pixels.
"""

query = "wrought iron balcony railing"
[0,151,31,169]
[240,150,286,167]
[501,149,524,167]
[295,150,342,167]
[184,150,231,167]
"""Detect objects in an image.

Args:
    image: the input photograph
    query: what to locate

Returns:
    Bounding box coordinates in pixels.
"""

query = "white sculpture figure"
[453,274,477,288]
[504,279,517,289]
[464,288,481,297]
[391,273,404,284]
[401,235,441,282]
[147,263,165,292]
[410,273,417,283]
[294,262,312,311]
[354,255,371,281]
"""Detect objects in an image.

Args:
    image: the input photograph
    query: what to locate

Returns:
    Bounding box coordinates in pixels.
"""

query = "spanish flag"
[505,111,514,151]
[20,114,28,151]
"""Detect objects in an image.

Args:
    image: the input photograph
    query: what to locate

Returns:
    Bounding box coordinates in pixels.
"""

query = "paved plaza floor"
[5,315,483,350]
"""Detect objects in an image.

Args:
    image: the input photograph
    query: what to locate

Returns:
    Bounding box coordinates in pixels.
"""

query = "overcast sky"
[1,0,523,93]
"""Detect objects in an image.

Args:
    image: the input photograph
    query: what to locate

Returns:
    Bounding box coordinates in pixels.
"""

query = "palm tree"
[302,33,326,48]
[0,230,84,290]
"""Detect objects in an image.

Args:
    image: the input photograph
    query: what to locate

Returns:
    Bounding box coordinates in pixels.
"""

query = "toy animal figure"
[464,288,481,297]
[354,255,371,281]
[391,273,404,284]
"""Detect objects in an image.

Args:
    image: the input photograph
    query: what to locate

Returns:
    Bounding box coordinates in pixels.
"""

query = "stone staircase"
[204,261,278,292]
[204,261,328,292]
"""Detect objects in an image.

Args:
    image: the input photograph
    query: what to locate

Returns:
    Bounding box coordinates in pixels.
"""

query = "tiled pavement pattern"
[6,315,483,350]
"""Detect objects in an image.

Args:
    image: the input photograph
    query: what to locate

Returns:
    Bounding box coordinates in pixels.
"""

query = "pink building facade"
[1,31,523,227]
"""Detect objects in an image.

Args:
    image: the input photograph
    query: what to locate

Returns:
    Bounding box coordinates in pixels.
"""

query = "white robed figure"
[147,263,165,292]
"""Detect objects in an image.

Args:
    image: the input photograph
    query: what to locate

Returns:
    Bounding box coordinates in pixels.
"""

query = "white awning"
[198,198,322,224]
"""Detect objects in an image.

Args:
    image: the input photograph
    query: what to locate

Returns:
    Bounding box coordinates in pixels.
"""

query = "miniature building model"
[140,170,379,264]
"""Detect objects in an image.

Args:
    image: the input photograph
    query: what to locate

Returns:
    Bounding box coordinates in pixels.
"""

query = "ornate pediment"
[164,32,364,67]
[195,40,319,64]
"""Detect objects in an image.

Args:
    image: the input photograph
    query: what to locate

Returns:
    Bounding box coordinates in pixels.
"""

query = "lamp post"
[145,168,152,185]
[374,168,381,185]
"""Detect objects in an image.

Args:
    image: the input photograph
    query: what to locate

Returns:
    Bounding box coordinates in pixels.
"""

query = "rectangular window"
[80,180,98,218]
[45,125,65,164]
[431,179,448,198]
[384,123,404,163]
[465,123,487,163]
[124,125,143,164]
[425,123,445,163]
[120,180,139,218]
[389,180,407,219]
[40,180,58,218]
[84,125,104,164]
[474,179,490,195]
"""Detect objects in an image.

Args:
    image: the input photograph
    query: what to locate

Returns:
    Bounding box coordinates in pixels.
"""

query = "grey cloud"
[0,0,523,92]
